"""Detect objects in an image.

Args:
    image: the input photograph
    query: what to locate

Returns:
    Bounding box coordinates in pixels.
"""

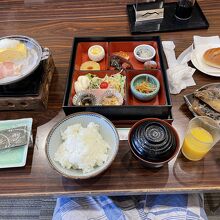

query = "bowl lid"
[131,120,176,162]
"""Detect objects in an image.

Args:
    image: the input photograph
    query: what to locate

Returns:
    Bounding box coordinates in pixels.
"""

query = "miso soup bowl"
[128,118,180,168]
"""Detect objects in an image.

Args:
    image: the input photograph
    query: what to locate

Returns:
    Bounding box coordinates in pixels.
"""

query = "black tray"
[127,1,209,34]
[0,63,44,97]
[63,36,172,120]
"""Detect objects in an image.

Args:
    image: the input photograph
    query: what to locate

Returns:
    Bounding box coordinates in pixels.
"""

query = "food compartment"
[125,70,167,106]
[74,42,108,71]
[69,70,127,106]
[109,41,160,70]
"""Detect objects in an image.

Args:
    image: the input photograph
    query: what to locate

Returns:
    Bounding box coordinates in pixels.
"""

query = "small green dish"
[130,74,160,101]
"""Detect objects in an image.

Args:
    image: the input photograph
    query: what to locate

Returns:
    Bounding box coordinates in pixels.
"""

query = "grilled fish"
[192,98,220,123]
[194,87,220,113]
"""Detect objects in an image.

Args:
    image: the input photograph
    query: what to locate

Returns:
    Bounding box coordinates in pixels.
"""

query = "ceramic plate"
[191,48,220,77]
[0,118,33,168]
[45,112,119,179]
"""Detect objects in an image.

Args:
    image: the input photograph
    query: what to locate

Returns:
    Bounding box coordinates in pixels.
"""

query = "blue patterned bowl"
[130,74,160,101]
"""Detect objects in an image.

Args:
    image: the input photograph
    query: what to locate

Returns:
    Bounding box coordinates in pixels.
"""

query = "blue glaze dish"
[130,74,160,101]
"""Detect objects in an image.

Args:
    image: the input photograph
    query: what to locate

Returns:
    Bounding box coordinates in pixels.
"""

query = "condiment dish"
[134,44,156,62]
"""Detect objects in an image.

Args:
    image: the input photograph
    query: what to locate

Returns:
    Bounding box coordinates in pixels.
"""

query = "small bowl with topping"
[99,90,123,106]
[134,44,156,62]
[88,45,105,62]
[130,74,160,101]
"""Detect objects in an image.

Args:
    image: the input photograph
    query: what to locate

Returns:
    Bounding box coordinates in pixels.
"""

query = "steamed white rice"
[54,122,110,173]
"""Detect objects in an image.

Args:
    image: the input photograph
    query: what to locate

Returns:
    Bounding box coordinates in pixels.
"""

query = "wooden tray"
[0,55,55,111]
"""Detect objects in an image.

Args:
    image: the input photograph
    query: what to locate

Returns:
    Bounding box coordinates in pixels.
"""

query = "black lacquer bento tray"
[63,36,172,120]
[127,1,209,34]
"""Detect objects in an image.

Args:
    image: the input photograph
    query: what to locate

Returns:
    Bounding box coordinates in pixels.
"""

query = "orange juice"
[182,127,213,161]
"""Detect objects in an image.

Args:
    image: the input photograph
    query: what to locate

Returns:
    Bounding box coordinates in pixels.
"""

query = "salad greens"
[86,72,126,97]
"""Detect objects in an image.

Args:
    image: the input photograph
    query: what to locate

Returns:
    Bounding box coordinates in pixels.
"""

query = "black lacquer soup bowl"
[128,118,180,168]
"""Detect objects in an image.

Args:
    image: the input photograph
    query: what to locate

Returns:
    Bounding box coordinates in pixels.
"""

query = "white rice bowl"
[54,122,110,173]
[45,112,119,179]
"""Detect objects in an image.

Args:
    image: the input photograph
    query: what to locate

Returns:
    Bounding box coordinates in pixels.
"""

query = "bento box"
[63,36,172,120]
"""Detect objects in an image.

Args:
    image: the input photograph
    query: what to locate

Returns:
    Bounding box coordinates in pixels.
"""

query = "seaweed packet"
[0,126,28,150]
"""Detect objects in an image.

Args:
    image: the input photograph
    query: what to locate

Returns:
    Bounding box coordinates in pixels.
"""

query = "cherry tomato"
[100,81,108,89]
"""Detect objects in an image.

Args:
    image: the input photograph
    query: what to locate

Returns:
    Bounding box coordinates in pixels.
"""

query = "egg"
[0,39,27,62]
[88,45,105,62]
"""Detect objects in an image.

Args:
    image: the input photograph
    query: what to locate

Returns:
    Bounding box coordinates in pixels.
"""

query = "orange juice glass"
[182,116,220,161]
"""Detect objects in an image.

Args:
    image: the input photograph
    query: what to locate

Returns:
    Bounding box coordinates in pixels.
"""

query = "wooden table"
[0,0,220,197]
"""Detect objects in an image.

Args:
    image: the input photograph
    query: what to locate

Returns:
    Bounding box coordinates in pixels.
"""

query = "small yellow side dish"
[88,45,105,62]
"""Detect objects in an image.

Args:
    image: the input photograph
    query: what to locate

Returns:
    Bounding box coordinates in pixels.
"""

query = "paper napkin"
[193,35,220,48]
[162,41,196,94]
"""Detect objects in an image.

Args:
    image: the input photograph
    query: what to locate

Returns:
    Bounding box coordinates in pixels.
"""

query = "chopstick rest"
[0,126,28,150]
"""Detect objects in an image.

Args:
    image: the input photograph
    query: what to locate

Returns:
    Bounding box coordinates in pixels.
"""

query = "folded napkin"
[193,35,220,48]
[162,41,196,94]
